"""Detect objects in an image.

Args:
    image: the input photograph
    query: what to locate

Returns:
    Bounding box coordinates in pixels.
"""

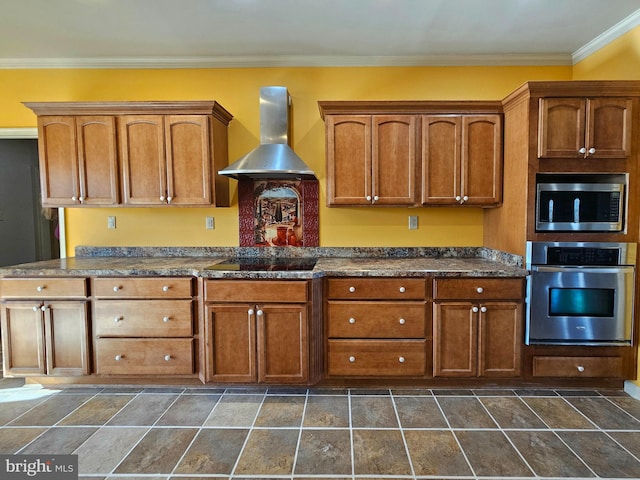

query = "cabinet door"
[586,98,632,158]
[478,302,522,377]
[372,115,418,205]
[76,116,120,205]
[538,98,586,158]
[120,115,167,205]
[433,302,477,377]
[421,116,461,205]
[326,115,372,205]
[206,305,256,382]
[44,301,89,376]
[1,302,46,375]
[461,115,502,206]
[257,304,308,384]
[165,115,212,205]
[37,116,80,206]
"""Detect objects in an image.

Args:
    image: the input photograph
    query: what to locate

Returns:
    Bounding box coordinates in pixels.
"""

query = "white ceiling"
[1,0,640,68]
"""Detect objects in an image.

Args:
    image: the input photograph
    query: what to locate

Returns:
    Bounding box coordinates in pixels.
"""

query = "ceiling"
[1,0,639,68]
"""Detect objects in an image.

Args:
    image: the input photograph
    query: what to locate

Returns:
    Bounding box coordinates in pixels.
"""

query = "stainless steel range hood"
[219,86,316,180]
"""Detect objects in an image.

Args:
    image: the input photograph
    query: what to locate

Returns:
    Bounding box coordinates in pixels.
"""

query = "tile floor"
[1,378,640,480]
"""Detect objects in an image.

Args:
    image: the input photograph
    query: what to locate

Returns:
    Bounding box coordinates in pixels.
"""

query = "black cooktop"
[206,257,318,271]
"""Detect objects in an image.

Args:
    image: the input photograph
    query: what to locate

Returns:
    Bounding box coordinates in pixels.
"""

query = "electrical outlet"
[206,216,215,230]
[107,216,116,229]
[408,215,418,230]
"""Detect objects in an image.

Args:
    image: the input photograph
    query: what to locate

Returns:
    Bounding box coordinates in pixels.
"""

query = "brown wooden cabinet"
[0,278,89,376]
[36,115,119,206]
[422,114,502,206]
[432,278,523,378]
[24,101,233,207]
[326,277,428,377]
[538,97,632,159]
[324,115,418,206]
[204,280,318,384]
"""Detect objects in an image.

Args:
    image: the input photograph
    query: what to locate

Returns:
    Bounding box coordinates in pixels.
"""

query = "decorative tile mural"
[238,179,319,247]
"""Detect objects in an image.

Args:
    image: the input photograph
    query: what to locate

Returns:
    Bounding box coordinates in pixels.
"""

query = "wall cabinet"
[422,115,502,206]
[323,115,418,206]
[0,278,89,376]
[24,101,233,207]
[538,97,632,159]
[326,277,428,377]
[204,280,317,384]
[432,278,523,378]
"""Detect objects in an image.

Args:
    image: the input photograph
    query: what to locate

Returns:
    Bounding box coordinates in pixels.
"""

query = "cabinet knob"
[114,355,122,361]
[163,316,170,323]
[480,306,487,313]
[79,196,85,203]
[41,305,47,311]
[162,285,170,292]
[160,195,166,202]
[476,287,484,293]
[366,195,372,201]
[256,309,264,316]
[349,286,356,293]
[579,147,587,154]
[462,195,469,202]
[349,317,356,324]
[455,195,461,201]
[248,309,255,315]
[588,147,596,155]
[399,356,406,363]
[399,318,406,325]
[399,286,406,293]
[114,316,123,323]
[164,355,171,361]
[166,196,172,204]
[113,286,120,292]
[72,196,78,202]
[36,285,45,292]
[472,306,479,313]
[577,365,585,373]
[33,306,39,312]
[349,356,356,363]
[373,195,379,201]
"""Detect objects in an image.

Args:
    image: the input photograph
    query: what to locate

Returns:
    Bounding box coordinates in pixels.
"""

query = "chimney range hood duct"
[219,86,316,180]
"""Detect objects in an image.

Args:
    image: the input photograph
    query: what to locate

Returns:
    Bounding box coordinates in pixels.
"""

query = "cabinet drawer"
[93,300,193,337]
[205,280,308,303]
[327,278,426,300]
[433,278,523,300]
[92,277,192,298]
[95,338,194,375]
[0,278,87,299]
[327,340,426,376]
[328,301,427,338]
[532,356,623,378]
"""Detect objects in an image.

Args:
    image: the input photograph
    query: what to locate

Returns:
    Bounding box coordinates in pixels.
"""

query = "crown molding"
[0,127,37,138]
[572,8,640,64]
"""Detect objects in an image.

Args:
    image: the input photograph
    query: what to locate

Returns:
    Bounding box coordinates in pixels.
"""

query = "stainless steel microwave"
[535,173,626,232]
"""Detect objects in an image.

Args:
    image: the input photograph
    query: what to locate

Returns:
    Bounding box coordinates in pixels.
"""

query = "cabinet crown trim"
[318,100,503,119]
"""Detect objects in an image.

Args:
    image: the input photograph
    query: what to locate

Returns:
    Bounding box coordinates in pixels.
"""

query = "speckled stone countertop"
[0,246,526,279]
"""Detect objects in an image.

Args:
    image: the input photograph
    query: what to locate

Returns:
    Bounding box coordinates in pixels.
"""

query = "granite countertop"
[0,247,526,279]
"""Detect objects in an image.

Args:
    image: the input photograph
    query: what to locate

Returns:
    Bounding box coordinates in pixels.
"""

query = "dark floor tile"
[175,428,249,475]
[404,430,472,476]
[106,393,178,426]
[610,431,640,458]
[233,429,298,475]
[437,396,496,428]
[8,394,93,426]
[515,388,559,397]
[610,396,640,420]
[266,387,308,395]
[0,427,47,453]
[567,397,640,430]
[155,394,220,426]
[114,427,198,474]
[183,387,226,394]
[19,426,98,454]
[522,396,595,429]
[204,394,263,427]
[224,387,268,394]
[99,386,144,394]
[390,388,433,396]
[556,389,601,396]
[349,388,390,395]
[480,397,546,429]
[253,395,305,427]
[0,378,26,389]
[472,389,516,396]
[560,430,640,478]
[140,387,185,394]
[351,396,398,428]
[352,429,411,476]
[75,427,147,475]
[455,430,533,477]
[295,429,351,475]
[394,396,448,428]
[507,430,594,478]
[432,389,474,396]
[59,394,135,425]
[598,389,630,397]
[309,387,349,395]
[303,395,349,427]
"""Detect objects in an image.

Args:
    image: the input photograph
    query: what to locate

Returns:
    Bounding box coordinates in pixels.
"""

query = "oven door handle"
[531,265,634,274]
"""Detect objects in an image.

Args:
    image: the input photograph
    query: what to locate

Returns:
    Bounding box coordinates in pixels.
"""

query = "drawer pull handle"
[163,316,170,323]
[399,318,406,325]
[349,317,356,324]
[349,356,356,363]
[577,365,585,373]
[472,306,479,313]
[399,356,406,363]
[36,285,45,292]
[114,316,123,323]
[349,286,356,293]
[399,286,406,293]
[476,287,484,293]
[114,355,122,361]
[162,286,170,292]
[164,355,171,361]
[113,286,120,292]
[480,306,487,313]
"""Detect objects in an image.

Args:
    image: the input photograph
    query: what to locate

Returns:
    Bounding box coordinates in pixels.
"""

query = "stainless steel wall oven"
[526,241,635,345]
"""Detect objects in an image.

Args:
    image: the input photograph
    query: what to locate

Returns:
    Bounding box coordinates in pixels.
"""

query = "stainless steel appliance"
[526,241,635,345]
[535,173,626,232]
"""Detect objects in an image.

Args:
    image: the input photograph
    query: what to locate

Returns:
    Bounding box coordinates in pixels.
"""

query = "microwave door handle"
[548,199,554,223]
[573,197,580,223]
